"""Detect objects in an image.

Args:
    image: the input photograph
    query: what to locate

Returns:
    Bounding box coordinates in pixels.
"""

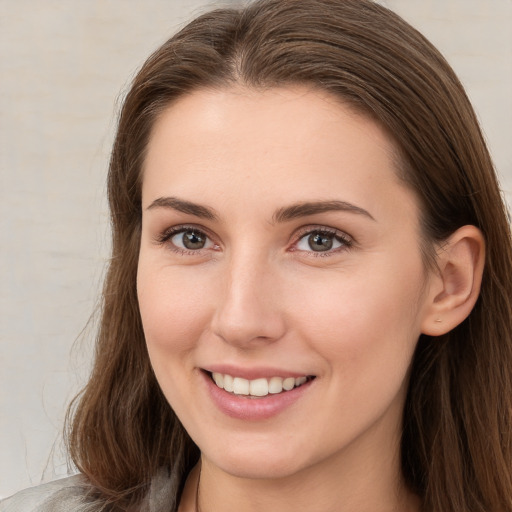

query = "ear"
[421,225,485,336]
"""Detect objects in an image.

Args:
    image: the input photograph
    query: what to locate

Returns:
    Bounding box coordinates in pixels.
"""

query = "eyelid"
[153,224,219,252]
[289,225,354,253]
[153,223,354,256]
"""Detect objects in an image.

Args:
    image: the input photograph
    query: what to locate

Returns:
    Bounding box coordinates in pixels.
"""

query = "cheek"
[137,262,214,358]
[286,269,424,443]
[136,263,216,420]
[286,259,425,384]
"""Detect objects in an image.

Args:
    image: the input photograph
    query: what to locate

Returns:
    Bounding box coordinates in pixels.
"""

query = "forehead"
[141,86,416,226]
[146,85,395,154]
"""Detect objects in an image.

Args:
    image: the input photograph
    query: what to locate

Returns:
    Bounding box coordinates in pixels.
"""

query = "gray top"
[0,469,178,512]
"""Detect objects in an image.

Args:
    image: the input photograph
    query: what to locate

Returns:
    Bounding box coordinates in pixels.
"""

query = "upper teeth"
[212,373,308,397]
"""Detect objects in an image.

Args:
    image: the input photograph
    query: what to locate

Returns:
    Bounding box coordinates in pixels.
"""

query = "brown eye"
[171,229,209,250]
[295,229,352,254]
[307,233,334,252]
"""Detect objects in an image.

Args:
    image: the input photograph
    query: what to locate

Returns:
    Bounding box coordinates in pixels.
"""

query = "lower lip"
[201,371,314,421]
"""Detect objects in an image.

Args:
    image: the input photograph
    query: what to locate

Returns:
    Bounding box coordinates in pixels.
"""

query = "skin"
[137,86,437,512]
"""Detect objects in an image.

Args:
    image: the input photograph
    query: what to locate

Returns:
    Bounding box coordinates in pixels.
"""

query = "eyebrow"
[146,196,218,220]
[146,196,375,223]
[272,200,375,223]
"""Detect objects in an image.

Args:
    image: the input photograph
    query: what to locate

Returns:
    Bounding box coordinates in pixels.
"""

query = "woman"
[2,0,511,511]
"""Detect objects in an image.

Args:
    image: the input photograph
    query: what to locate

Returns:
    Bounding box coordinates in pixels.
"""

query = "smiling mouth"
[208,372,315,398]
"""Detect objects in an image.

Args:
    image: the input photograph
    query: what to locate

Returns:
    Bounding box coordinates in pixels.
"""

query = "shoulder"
[0,474,94,512]
[0,468,181,512]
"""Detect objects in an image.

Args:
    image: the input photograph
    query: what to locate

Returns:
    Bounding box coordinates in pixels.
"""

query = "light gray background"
[1,0,511,499]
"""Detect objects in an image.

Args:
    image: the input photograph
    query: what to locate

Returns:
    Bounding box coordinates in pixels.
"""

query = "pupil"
[183,231,205,250]
[308,233,333,251]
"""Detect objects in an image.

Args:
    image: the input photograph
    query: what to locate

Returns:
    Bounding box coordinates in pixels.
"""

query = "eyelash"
[154,224,353,257]
[291,226,353,257]
[155,225,218,256]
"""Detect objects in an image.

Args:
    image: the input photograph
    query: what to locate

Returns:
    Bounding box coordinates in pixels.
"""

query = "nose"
[210,251,286,348]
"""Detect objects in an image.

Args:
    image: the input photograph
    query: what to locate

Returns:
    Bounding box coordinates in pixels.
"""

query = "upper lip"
[202,364,313,381]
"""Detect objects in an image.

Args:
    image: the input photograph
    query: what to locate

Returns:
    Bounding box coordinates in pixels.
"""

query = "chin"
[201,440,314,480]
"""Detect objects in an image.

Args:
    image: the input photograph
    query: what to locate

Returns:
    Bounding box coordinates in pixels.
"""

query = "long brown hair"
[67,1,512,510]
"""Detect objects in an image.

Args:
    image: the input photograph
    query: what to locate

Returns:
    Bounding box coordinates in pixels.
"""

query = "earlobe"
[421,225,485,336]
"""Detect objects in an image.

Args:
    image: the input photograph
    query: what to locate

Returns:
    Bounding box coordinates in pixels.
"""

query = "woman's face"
[138,86,433,481]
